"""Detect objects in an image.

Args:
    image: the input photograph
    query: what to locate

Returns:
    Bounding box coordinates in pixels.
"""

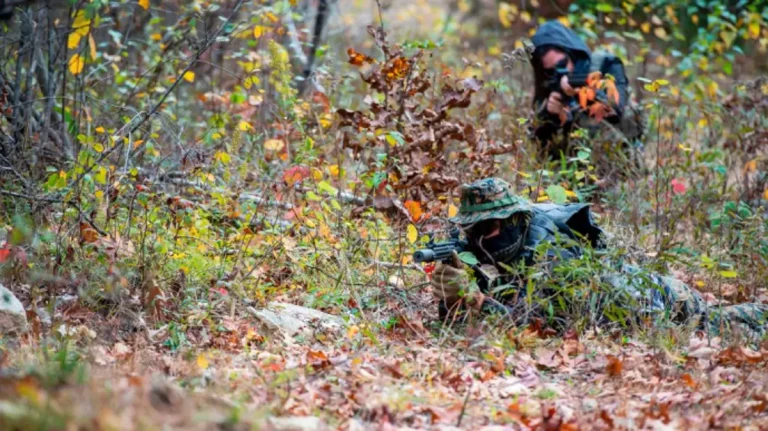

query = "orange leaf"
[587,71,603,88]
[80,222,99,243]
[603,80,620,105]
[606,355,623,377]
[681,373,697,389]
[403,200,423,222]
[347,48,375,66]
[578,87,589,109]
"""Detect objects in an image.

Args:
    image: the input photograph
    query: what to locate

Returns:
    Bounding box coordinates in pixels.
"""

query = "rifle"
[544,58,590,100]
[413,227,467,264]
[415,227,519,319]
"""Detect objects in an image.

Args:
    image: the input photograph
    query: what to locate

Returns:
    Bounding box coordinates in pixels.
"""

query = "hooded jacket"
[530,21,630,155]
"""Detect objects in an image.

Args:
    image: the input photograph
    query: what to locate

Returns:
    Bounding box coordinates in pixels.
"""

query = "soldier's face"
[465,220,502,240]
[541,49,573,72]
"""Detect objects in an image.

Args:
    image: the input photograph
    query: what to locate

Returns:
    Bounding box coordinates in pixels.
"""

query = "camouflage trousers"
[604,265,768,340]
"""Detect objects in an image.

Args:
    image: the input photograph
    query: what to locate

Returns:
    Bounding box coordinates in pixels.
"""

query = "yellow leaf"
[244,76,253,89]
[311,168,323,181]
[265,12,279,23]
[253,25,267,38]
[640,22,650,33]
[748,22,760,39]
[329,164,340,177]
[89,34,97,59]
[95,126,105,134]
[497,3,514,28]
[319,113,332,129]
[196,354,209,370]
[264,138,284,151]
[719,270,737,278]
[238,121,253,131]
[214,151,231,164]
[67,33,81,49]
[695,280,705,288]
[95,167,107,185]
[95,190,104,199]
[183,71,195,82]
[138,0,149,10]
[448,204,459,218]
[72,11,91,36]
[93,143,104,153]
[151,33,162,41]
[764,188,768,200]
[406,224,417,244]
[745,159,757,173]
[68,54,84,75]
[520,11,531,23]
[698,118,708,128]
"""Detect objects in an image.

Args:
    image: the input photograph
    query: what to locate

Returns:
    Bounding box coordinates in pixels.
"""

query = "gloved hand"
[430,251,485,311]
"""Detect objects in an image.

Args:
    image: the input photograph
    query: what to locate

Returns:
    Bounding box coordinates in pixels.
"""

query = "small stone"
[0,284,27,334]
[387,275,405,289]
[582,398,598,412]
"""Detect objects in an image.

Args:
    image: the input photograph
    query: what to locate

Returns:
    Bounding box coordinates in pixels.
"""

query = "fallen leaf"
[606,355,622,377]
[196,354,209,370]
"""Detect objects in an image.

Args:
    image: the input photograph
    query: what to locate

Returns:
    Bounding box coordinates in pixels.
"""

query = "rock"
[266,416,328,431]
[581,398,598,412]
[387,275,405,289]
[0,284,26,334]
[248,302,346,341]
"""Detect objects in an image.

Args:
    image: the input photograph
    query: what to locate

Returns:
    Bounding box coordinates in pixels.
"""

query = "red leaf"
[671,178,687,195]
[0,247,10,263]
[282,165,310,186]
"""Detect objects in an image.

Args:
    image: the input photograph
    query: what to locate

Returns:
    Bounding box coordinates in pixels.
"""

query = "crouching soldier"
[529,20,646,175]
[429,178,768,339]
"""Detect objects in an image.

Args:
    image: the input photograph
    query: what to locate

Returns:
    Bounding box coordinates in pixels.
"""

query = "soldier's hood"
[531,21,591,60]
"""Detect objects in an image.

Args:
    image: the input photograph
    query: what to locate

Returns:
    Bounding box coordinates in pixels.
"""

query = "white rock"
[266,416,328,431]
[0,284,26,334]
[249,302,346,341]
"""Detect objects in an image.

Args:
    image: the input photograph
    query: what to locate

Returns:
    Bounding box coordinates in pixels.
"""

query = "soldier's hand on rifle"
[430,251,485,311]
[560,75,576,96]
[546,92,567,116]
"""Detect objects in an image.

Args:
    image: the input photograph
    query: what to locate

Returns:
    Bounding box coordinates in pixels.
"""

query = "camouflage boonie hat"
[449,178,533,225]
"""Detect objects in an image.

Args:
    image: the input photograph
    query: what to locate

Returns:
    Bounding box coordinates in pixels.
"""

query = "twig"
[367,259,426,274]
[456,378,473,427]
[0,189,62,203]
